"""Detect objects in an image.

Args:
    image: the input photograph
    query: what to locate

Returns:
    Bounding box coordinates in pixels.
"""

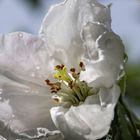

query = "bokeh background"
[0,0,140,120]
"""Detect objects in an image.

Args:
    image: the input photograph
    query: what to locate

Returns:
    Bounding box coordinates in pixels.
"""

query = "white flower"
[43,0,124,139]
[0,0,124,140]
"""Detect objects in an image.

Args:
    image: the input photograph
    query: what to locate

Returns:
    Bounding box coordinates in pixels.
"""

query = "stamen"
[68,81,74,89]
[45,79,61,93]
[79,62,85,71]
[70,68,80,80]
[70,68,76,73]
[52,95,60,102]
[55,64,65,70]
[45,62,97,108]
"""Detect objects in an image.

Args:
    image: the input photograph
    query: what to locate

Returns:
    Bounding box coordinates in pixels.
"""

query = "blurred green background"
[0,0,139,122]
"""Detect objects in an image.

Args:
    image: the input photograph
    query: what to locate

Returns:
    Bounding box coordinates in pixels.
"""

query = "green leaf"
[118,74,126,96]
[124,106,140,138]
[118,52,128,96]
[124,53,128,63]
[117,102,135,140]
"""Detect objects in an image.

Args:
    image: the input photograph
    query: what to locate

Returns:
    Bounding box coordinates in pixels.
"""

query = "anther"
[55,64,65,70]
[79,62,85,71]
[70,68,76,72]
[45,79,61,93]
[52,95,60,102]
[45,79,52,86]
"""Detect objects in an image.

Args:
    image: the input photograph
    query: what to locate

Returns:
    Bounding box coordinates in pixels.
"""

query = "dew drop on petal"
[12,114,15,119]
[0,89,3,94]
[36,66,41,70]
[30,72,35,77]
[0,89,2,100]
[69,4,72,8]
[92,3,95,7]
[18,33,23,38]
[25,89,30,93]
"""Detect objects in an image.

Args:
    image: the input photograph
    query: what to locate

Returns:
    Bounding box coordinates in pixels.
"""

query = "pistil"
[45,62,98,108]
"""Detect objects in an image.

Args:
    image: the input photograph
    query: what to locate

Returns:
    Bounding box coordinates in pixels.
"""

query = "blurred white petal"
[0,32,55,84]
[0,33,56,137]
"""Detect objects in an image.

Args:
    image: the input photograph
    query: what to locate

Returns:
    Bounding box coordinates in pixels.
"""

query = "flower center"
[45,62,97,108]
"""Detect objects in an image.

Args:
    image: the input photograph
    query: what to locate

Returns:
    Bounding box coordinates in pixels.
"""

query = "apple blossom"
[0,0,125,140]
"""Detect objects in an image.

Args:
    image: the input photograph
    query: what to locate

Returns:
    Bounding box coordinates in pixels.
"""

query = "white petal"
[39,0,123,88]
[0,32,57,133]
[80,30,124,88]
[18,128,64,140]
[39,0,111,68]
[50,85,120,140]
[81,22,108,60]
[0,84,56,133]
[0,32,55,84]
[0,100,13,125]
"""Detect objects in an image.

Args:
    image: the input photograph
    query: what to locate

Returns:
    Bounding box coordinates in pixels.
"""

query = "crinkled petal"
[80,29,124,88]
[0,122,64,140]
[50,85,120,140]
[17,128,64,140]
[40,0,124,87]
[39,0,111,68]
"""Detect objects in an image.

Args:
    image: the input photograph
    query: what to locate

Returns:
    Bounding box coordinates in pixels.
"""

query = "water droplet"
[25,89,30,93]
[91,3,95,6]
[12,114,15,118]
[31,72,35,77]
[36,66,40,70]
[18,33,23,38]
[69,5,72,8]
[0,89,3,94]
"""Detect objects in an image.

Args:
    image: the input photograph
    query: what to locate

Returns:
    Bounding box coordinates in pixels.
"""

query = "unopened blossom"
[0,0,125,140]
